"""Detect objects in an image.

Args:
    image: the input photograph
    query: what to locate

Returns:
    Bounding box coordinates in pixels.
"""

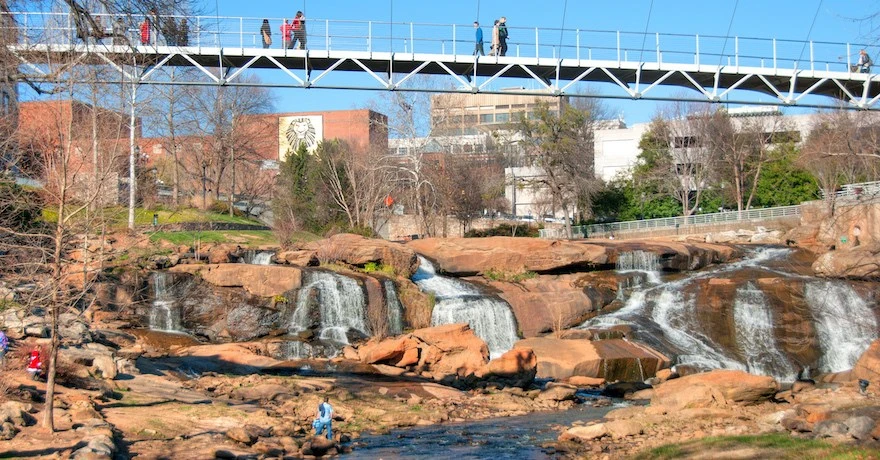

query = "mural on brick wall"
[278,115,323,160]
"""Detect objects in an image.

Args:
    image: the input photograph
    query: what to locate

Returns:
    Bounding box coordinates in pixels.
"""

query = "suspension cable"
[637,0,654,64]
[797,0,824,65]
[558,0,568,52]
[717,0,740,67]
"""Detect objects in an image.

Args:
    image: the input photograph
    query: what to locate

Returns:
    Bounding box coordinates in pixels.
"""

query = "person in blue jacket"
[473,22,484,56]
[314,396,334,440]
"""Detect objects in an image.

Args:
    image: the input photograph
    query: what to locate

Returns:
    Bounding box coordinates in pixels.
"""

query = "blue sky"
[206,0,880,124]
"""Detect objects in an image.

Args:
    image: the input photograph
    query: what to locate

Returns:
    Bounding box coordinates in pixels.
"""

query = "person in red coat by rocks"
[26,347,42,381]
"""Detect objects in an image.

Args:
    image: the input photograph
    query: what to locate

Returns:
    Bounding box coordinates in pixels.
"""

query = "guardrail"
[2,11,874,74]
[539,205,802,239]
[820,180,880,200]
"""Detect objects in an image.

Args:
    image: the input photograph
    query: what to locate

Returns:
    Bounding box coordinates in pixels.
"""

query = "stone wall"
[377,215,547,241]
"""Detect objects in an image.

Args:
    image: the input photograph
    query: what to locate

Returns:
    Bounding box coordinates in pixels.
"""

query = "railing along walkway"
[4,12,880,107]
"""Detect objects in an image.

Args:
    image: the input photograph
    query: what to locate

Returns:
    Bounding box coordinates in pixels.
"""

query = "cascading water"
[616,250,662,285]
[149,272,182,332]
[805,281,878,373]
[289,271,369,348]
[383,280,404,336]
[582,246,879,381]
[733,282,797,381]
[242,250,274,265]
[412,257,519,359]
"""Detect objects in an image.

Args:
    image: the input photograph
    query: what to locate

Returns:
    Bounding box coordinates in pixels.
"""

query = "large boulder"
[353,324,489,381]
[651,370,778,409]
[478,347,538,388]
[170,264,302,297]
[514,338,670,381]
[485,274,617,337]
[408,237,609,275]
[279,234,418,278]
[853,338,880,383]
[812,243,880,280]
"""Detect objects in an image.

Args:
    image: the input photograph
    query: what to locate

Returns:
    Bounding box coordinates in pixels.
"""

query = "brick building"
[16,100,135,204]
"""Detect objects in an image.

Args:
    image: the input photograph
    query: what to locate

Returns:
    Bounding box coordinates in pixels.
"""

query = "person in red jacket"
[26,347,42,381]
[280,19,293,50]
[140,17,151,45]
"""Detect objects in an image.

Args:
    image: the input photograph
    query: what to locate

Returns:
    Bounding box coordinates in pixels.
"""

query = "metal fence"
[820,180,880,200]
[539,205,802,239]
[4,11,874,74]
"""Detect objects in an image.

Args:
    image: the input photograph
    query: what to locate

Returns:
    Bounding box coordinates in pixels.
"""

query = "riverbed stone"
[169,263,302,297]
[846,416,876,440]
[560,423,608,442]
[652,370,778,410]
[854,338,880,383]
[514,337,669,381]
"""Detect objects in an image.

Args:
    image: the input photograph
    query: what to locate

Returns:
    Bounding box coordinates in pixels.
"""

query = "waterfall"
[650,289,746,371]
[805,281,878,373]
[290,271,369,346]
[242,250,274,265]
[149,272,181,332]
[413,257,519,359]
[616,250,662,284]
[733,282,797,381]
[384,280,404,336]
[281,341,314,360]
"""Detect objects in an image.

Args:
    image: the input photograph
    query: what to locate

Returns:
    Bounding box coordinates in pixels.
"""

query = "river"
[347,401,621,459]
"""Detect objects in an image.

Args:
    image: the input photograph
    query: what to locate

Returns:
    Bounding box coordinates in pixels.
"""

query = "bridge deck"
[5,12,878,108]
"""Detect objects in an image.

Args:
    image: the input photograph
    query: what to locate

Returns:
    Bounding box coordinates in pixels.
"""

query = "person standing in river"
[314,395,334,440]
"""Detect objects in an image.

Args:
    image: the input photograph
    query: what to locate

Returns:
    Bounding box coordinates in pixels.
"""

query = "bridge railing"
[538,204,803,239]
[5,11,871,74]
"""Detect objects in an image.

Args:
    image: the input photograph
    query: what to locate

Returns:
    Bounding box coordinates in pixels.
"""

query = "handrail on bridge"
[2,11,873,75]
[539,204,803,239]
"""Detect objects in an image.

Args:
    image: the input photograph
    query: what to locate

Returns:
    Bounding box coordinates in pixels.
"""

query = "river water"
[347,402,620,459]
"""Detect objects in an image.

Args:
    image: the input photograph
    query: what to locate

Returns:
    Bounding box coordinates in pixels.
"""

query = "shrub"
[483,268,538,283]
[465,223,539,238]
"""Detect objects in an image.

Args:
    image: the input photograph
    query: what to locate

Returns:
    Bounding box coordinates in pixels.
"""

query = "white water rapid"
[616,250,662,285]
[733,282,797,381]
[149,272,182,331]
[804,281,878,373]
[412,257,519,359]
[290,271,369,346]
[383,280,404,336]
[243,250,273,265]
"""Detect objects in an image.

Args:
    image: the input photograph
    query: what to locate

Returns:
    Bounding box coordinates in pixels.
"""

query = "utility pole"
[128,81,137,230]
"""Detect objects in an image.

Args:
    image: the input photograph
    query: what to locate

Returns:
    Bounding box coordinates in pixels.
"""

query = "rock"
[229,384,296,402]
[814,420,850,438]
[357,337,417,365]
[208,247,232,264]
[0,401,36,427]
[750,230,783,244]
[603,382,652,398]
[791,380,816,394]
[514,338,669,381]
[605,420,643,439]
[536,385,578,402]
[781,416,812,433]
[91,355,118,380]
[0,422,17,440]
[812,243,880,280]
[296,234,418,278]
[303,436,336,456]
[488,274,615,337]
[854,338,880,382]
[169,264,303,297]
[410,323,489,377]
[409,237,610,275]
[845,416,876,440]
[651,370,778,409]
[604,406,646,421]
[626,388,654,400]
[560,423,608,442]
[480,348,538,388]
[277,249,319,267]
[226,424,269,445]
[655,369,675,382]
[567,376,606,387]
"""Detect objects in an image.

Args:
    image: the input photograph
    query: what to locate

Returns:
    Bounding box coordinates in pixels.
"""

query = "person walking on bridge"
[292,11,307,50]
[280,19,293,50]
[473,22,484,56]
[260,19,272,48]
[498,16,508,56]
[490,19,500,56]
[859,49,872,74]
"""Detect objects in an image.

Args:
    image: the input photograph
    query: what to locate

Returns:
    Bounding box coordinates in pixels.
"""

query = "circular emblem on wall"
[285,117,318,154]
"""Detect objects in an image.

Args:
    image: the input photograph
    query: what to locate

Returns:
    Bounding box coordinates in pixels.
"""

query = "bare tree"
[319,140,396,232]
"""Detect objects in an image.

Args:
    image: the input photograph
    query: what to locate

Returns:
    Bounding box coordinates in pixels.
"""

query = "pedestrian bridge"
[5,11,880,109]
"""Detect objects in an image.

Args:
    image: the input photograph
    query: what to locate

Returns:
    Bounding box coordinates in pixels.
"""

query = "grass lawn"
[635,433,880,460]
[147,230,321,247]
[42,206,259,228]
